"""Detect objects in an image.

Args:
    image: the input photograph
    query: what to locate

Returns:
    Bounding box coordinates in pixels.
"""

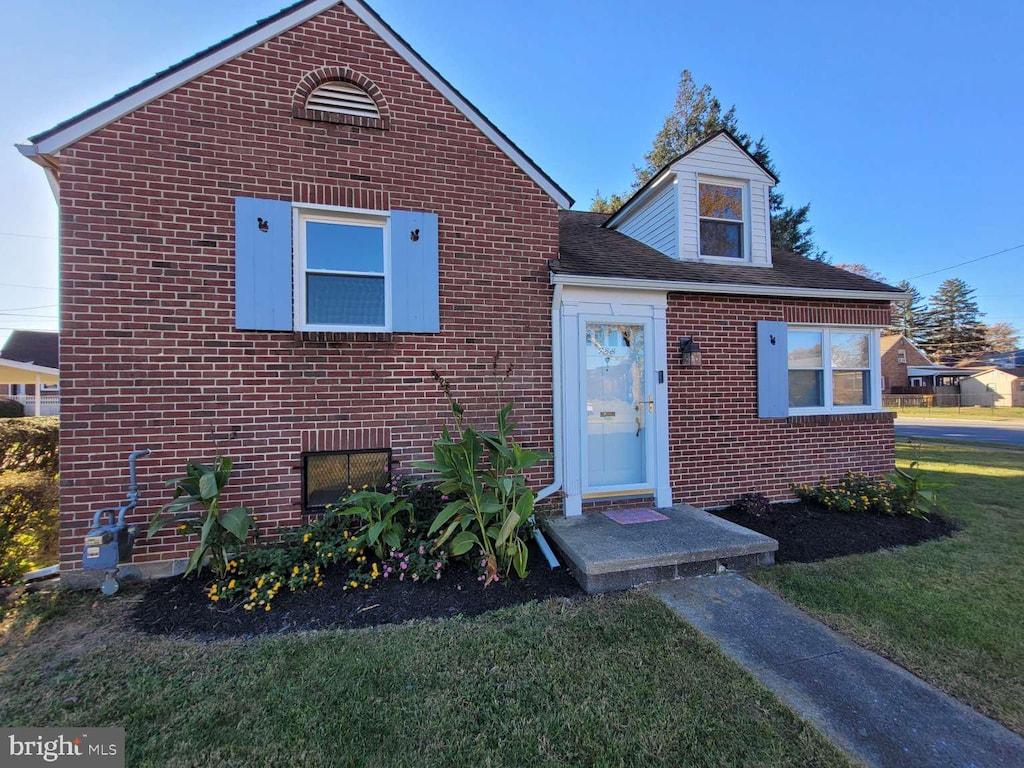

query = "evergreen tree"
[888,280,928,342]
[919,278,987,361]
[590,70,826,260]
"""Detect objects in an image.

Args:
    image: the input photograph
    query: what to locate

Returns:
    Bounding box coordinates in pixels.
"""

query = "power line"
[0,303,57,313]
[904,243,1024,280]
[0,231,57,241]
[0,282,56,290]
[0,312,58,318]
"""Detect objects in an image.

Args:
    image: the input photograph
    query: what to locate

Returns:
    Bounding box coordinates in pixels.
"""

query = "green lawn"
[888,405,1024,421]
[0,590,850,767]
[755,441,1024,735]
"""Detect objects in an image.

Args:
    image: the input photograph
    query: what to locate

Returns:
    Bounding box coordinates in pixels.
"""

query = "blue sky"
[2,0,1022,345]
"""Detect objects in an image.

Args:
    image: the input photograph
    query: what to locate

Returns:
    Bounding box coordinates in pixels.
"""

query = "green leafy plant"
[148,456,255,577]
[0,399,25,419]
[0,417,58,473]
[887,460,946,519]
[418,396,548,585]
[336,490,413,561]
[1,470,59,585]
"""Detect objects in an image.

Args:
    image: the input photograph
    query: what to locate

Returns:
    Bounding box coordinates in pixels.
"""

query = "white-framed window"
[897,349,907,364]
[293,206,390,332]
[699,178,745,259]
[787,327,880,414]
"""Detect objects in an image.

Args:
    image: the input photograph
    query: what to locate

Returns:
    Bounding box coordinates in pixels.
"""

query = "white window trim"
[698,175,750,263]
[788,325,883,416]
[293,204,392,332]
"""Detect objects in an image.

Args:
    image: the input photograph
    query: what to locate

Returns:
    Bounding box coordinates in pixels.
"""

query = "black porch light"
[678,336,702,367]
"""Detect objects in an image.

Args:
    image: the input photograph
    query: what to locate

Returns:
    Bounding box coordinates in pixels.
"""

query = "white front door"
[582,319,655,493]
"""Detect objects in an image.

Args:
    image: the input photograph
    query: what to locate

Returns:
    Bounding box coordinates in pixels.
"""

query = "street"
[894,417,1024,447]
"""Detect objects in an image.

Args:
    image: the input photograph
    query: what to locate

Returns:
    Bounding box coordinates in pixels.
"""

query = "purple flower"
[418,546,425,555]
[441,495,449,501]
[399,573,405,581]
[433,562,442,571]
[400,562,408,570]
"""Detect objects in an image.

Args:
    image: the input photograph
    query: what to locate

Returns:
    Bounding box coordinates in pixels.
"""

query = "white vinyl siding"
[674,134,773,265]
[616,181,678,259]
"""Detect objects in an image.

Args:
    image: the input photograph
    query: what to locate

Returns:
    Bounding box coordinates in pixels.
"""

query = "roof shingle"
[555,210,903,295]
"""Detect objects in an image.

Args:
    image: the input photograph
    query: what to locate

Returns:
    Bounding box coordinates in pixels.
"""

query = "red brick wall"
[666,294,896,507]
[56,4,558,569]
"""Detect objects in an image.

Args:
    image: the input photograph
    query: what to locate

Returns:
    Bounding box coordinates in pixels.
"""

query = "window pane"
[699,183,743,220]
[699,220,742,258]
[832,332,869,368]
[788,331,823,367]
[789,370,824,407]
[306,221,384,273]
[833,370,870,406]
[307,274,385,326]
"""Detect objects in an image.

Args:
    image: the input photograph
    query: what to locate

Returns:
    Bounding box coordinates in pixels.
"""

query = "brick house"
[880,333,977,393]
[18,0,907,578]
[880,333,932,392]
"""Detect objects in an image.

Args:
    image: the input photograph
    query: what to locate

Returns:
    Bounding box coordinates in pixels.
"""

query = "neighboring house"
[0,330,59,416]
[17,0,907,577]
[959,368,1024,407]
[879,333,976,392]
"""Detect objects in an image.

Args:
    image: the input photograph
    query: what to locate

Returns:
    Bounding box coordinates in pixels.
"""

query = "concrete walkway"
[652,574,1024,768]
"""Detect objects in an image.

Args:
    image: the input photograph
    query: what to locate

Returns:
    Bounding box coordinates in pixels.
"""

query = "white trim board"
[18,0,573,209]
[552,272,911,303]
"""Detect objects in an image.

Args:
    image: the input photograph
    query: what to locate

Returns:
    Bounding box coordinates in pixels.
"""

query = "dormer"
[605,130,778,267]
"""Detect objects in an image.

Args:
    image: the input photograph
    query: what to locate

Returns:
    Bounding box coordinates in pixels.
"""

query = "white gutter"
[551,272,911,303]
[537,282,563,502]
[531,282,563,569]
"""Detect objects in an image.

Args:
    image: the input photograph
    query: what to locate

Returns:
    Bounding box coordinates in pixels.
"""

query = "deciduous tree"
[983,321,1020,353]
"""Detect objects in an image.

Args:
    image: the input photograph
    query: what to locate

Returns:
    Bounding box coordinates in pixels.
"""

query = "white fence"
[2,394,60,416]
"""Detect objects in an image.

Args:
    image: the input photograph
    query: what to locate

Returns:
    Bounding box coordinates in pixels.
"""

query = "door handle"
[647,395,654,414]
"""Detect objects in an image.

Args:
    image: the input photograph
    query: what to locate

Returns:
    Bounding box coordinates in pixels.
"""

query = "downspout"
[532,282,563,569]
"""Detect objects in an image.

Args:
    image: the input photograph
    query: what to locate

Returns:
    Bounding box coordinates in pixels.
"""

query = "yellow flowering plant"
[793,470,932,517]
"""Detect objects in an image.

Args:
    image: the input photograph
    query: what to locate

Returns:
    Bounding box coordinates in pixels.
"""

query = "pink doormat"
[602,508,669,525]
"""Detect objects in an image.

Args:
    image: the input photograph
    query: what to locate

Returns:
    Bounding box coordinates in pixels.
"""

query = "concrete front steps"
[544,503,778,594]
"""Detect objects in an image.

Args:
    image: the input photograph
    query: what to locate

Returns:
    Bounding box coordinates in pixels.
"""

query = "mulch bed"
[129,541,582,640]
[712,501,960,563]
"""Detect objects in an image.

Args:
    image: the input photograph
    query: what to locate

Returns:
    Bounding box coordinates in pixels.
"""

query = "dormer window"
[699,180,745,259]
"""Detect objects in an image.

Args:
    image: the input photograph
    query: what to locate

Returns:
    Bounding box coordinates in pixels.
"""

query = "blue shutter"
[235,197,293,331]
[390,210,440,333]
[757,321,789,418]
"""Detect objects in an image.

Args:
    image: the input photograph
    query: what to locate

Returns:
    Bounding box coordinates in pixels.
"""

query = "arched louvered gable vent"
[306,81,380,119]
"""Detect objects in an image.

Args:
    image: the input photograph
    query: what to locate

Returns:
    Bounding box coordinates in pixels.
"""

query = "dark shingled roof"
[0,331,59,369]
[555,210,904,295]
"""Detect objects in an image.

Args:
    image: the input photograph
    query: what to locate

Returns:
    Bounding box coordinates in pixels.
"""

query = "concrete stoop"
[544,503,778,594]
